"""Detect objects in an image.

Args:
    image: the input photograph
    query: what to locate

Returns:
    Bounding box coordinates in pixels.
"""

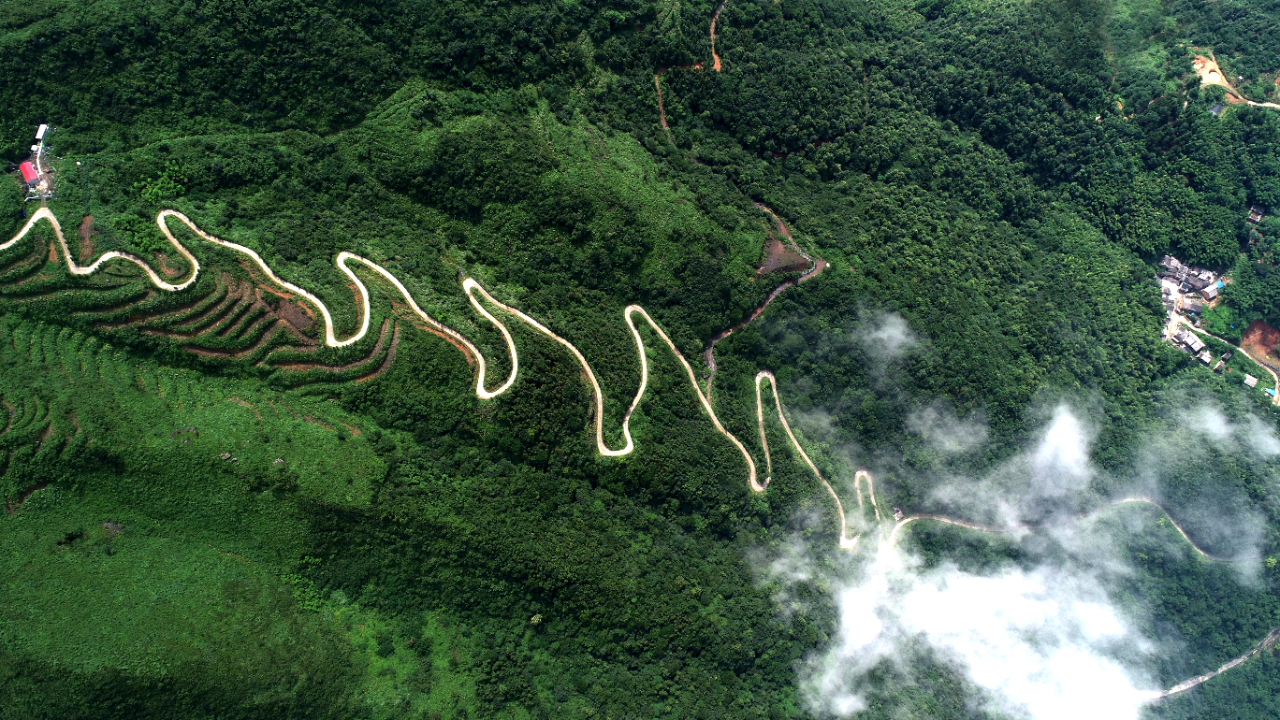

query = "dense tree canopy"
[2,0,1279,717]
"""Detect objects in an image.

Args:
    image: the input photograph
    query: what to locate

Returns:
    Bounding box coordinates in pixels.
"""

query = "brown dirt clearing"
[77,216,96,263]
[757,234,808,275]
[1242,320,1280,371]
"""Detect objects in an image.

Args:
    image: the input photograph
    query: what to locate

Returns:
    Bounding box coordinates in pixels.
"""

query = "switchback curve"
[2,206,865,546]
[6,207,1275,700]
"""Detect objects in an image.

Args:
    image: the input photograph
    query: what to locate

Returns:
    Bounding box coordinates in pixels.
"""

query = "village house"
[1174,329,1206,353]
[1159,254,1217,300]
[18,161,38,187]
[1182,298,1205,314]
[1249,205,1267,224]
[1245,374,1259,388]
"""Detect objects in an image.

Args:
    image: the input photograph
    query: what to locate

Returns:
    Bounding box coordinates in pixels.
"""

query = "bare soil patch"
[357,321,402,383]
[1190,54,1280,109]
[227,397,263,420]
[276,298,315,331]
[1242,319,1280,371]
[275,318,392,373]
[1195,55,1235,94]
[757,234,808,275]
[153,252,185,278]
[711,0,727,72]
[77,216,96,263]
[6,482,48,515]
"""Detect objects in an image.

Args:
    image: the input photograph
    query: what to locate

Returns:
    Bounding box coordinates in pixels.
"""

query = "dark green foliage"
[3,0,1280,716]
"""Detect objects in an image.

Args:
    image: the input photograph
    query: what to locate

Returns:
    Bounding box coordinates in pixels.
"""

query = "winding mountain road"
[890,496,1233,562]
[5,207,1274,699]
[3,206,859,544]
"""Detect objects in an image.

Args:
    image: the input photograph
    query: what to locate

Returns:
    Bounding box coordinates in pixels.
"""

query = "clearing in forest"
[1194,54,1280,110]
[1194,54,1232,92]
[757,234,808,275]
[1241,319,1280,371]
[77,216,96,263]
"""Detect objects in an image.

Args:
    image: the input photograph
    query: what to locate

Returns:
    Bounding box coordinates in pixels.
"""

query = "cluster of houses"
[1169,327,1263,389]
[1159,254,1274,395]
[1172,328,1212,363]
[1171,317,1277,402]
[1159,255,1223,316]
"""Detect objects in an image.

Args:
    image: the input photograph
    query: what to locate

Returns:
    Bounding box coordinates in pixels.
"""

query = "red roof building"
[19,161,38,185]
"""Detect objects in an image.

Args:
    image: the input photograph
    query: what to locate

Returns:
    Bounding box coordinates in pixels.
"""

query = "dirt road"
[703,205,826,395]
[1179,318,1280,406]
[1193,54,1280,111]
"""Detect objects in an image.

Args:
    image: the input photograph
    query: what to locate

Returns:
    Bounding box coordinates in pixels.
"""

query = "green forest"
[2,0,1280,717]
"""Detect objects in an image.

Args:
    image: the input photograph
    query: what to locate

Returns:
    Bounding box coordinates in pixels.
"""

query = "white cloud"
[1243,415,1280,457]
[1179,406,1232,443]
[800,542,1160,720]
[860,314,916,362]
[1028,405,1094,497]
[907,404,988,455]
[760,390,1277,720]
[929,404,1096,524]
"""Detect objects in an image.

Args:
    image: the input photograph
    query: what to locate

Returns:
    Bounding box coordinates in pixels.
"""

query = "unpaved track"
[1155,628,1280,699]
[890,496,1277,700]
[1193,54,1280,111]
[890,496,1231,561]
[1180,318,1280,406]
[710,0,728,72]
[704,206,825,395]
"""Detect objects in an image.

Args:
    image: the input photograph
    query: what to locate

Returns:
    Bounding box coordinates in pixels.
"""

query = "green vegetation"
[1202,303,1246,344]
[2,0,1280,717]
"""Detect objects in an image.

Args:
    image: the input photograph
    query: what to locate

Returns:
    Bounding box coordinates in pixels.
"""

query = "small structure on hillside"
[1213,359,1225,372]
[1183,298,1206,314]
[19,123,55,201]
[1174,329,1206,353]
[18,162,38,187]
[1249,205,1267,224]
[1202,285,1219,301]
[1245,374,1259,388]
[1197,349,1214,364]
[1210,103,1225,116]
